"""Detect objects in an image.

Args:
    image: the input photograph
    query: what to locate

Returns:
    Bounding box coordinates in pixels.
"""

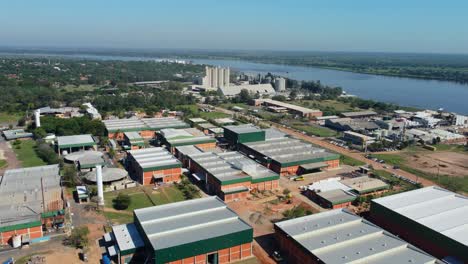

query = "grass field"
[372,153,468,193]
[61,84,98,92]
[0,159,7,168]
[294,99,357,113]
[339,155,366,166]
[178,105,230,120]
[12,140,47,167]
[0,112,22,124]
[103,185,187,223]
[291,123,338,137]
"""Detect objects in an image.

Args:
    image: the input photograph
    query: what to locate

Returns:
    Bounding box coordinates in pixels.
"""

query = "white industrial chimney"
[96,165,104,206]
[34,109,41,128]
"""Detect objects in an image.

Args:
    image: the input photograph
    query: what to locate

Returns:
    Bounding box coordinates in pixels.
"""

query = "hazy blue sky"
[1,0,467,53]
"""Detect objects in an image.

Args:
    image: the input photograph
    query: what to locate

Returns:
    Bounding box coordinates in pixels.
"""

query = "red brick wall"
[275,230,317,264]
[0,225,43,245]
[250,180,279,191]
[195,142,217,150]
[142,168,181,185]
[140,130,155,139]
[324,159,340,169]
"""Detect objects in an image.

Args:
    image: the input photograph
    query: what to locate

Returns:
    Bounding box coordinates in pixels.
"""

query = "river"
[2,52,468,114]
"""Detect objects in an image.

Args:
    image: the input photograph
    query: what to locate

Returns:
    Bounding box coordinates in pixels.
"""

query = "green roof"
[0,220,42,233]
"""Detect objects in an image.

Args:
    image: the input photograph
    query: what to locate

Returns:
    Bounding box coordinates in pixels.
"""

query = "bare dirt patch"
[405,151,468,177]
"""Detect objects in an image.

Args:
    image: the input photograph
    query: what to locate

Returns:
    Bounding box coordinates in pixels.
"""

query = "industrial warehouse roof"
[307,177,352,193]
[64,151,105,168]
[124,131,144,141]
[175,145,204,156]
[372,186,468,247]
[340,110,378,118]
[197,122,217,129]
[103,117,189,132]
[224,124,262,134]
[219,83,275,97]
[188,117,207,124]
[160,128,215,147]
[112,223,144,254]
[56,134,96,148]
[242,137,339,167]
[213,118,236,125]
[316,189,356,205]
[340,176,389,194]
[257,99,321,114]
[2,129,33,140]
[84,167,128,183]
[134,196,252,251]
[188,151,279,185]
[0,165,61,228]
[128,147,181,171]
[275,209,442,264]
[263,128,286,140]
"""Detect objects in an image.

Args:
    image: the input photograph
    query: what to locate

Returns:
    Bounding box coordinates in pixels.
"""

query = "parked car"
[272,251,284,262]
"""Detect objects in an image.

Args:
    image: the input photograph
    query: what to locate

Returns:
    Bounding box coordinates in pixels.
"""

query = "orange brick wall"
[250,180,279,191]
[332,202,352,209]
[140,130,155,139]
[142,168,181,185]
[195,142,217,150]
[108,132,125,140]
[167,243,252,264]
[0,225,43,245]
[324,159,340,169]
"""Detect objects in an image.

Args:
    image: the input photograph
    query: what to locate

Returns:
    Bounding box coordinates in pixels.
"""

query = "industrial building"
[202,66,230,89]
[238,137,340,176]
[274,77,286,92]
[187,150,280,201]
[305,178,356,209]
[370,186,468,263]
[343,131,376,146]
[340,175,389,195]
[187,117,207,126]
[64,151,105,171]
[2,129,33,141]
[123,131,145,150]
[253,99,323,119]
[56,134,97,155]
[218,83,276,98]
[223,124,265,146]
[103,117,189,140]
[213,118,236,126]
[325,117,380,132]
[126,147,182,185]
[82,102,101,120]
[274,209,442,264]
[158,128,217,153]
[107,197,253,264]
[0,165,63,246]
[195,122,217,134]
[340,110,378,119]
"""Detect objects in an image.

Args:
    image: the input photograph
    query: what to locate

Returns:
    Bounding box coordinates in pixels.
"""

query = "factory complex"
[103,117,189,139]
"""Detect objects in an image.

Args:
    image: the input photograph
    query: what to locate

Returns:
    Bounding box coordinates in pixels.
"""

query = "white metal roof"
[307,177,352,192]
[373,186,468,246]
[112,223,144,252]
[224,124,262,134]
[275,209,441,264]
[134,196,252,251]
[257,99,321,114]
[57,134,95,147]
[128,147,180,169]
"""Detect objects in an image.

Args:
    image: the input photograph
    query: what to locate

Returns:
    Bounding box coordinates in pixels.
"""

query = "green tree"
[64,226,89,249]
[62,164,78,187]
[113,193,131,210]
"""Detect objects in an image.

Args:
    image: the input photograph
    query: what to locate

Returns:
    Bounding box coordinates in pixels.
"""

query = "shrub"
[113,193,131,210]
[64,226,89,249]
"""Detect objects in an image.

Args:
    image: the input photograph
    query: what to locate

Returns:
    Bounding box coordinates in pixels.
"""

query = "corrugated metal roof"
[224,124,261,134]
[275,209,441,264]
[112,223,144,252]
[103,117,188,132]
[128,147,180,169]
[57,134,95,147]
[340,176,388,193]
[373,186,468,246]
[134,196,252,251]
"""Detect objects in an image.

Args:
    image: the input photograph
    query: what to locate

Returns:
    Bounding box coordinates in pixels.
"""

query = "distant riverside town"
[0,60,467,264]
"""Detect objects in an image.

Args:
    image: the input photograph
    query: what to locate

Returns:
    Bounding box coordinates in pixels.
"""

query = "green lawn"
[0,160,7,168]
[294,99,357,113]
[340,155,366,166]
[103,211,133,224]
[291,123,338,137]
[104,185,187,212]
[12,140,47,167]
[372,154,405,165]
[177,104,230,120]
[0,112,22,124]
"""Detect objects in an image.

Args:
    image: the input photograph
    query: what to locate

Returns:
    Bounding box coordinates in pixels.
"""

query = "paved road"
[205,104,435,187]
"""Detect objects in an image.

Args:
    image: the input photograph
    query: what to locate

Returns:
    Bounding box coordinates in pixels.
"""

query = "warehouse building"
[343,131,375,146]
[0,165,63,246]
[325,118,380,132]
[212,118,236,126]
[187,117,207,126]
[196,122,218,134]
[56,134,96,155]
[188,151,280,201]
[274,209,442,264]
[370,186,468,263]
[103,117,189,140]
[340,175,389,195]
[305,178,355,209]
[340,110,378,119]
[126,148,182,185]
[159,128,217,154]
[123,131,145,150]
[239,137,340,176]
[2,129,33,141]
[108,197,253,264]
[223,124,265,146]
[253,99,323,119]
